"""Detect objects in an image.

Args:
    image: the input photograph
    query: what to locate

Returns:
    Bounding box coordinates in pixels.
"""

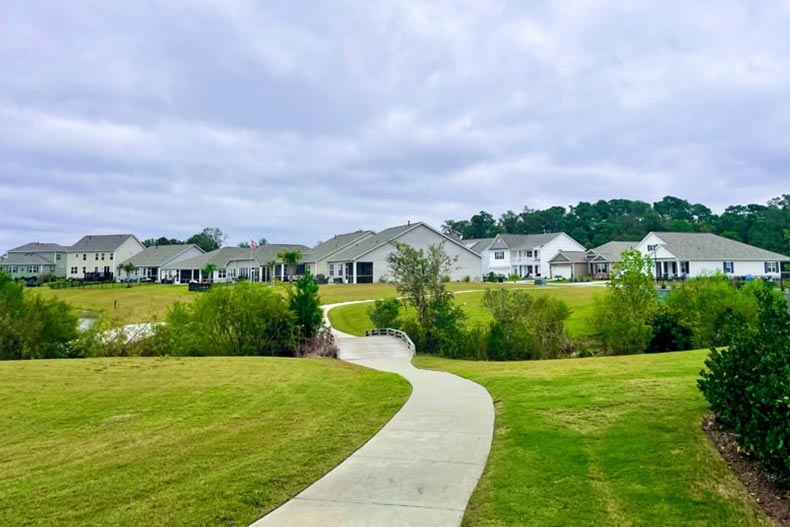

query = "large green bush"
[289,272,323,340]
[698,289,790,483]
[0,272,78,359]
[151,282,295,356]
[367,298,401,329]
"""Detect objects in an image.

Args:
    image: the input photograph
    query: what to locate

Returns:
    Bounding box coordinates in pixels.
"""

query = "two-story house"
[476,233,586,278]
[0,242,69,279]
[66,234,145,281]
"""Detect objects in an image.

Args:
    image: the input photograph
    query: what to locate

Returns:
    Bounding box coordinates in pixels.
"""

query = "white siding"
[536,234,587,277]
[357,224,483,282]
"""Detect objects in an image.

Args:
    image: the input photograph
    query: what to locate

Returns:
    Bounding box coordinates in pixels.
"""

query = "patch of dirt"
[703,415,790,526]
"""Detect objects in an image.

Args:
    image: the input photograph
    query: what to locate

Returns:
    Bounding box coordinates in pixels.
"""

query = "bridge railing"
[364,328,416,355]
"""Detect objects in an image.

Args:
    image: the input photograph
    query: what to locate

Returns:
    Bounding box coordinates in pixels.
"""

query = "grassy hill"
[0,357,410,527]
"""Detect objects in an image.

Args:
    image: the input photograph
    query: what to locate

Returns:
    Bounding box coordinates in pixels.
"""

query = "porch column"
[352,262,357,284]
[281,264,285,281]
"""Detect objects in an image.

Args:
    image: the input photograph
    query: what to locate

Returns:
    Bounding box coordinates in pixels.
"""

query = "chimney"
[407,220,410,226]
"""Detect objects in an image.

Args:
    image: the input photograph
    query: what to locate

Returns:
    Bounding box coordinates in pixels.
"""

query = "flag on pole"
[250,239,257,250]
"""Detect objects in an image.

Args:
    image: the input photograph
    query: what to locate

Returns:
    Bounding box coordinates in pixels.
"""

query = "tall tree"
[276,249,302,282]
[187,228,227,252]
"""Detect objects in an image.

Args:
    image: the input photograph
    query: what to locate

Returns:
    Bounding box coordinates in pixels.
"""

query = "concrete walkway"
[249,305,494,527]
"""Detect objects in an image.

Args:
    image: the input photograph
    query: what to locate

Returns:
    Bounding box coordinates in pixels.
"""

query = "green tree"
[289,272,323,340]
[276,249,302,282]
[594,250,658,355]
[386,242,464,354]
[368,298,401,329]
[187,227,227,252]
[201,263,217,282]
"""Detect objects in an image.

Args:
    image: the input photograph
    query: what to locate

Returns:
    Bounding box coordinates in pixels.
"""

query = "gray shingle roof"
[70,234,139,252]
[120,245,202,268]
[651,232,790,261]
[463,238,495,253]
[8,242,69,253]
[328,223,419,261]
[588,241,636,262]
[305,231,374,263]
[0,252,55,265]
[162,244,310,270]
[490,233,566,250]
[550,250,587,263]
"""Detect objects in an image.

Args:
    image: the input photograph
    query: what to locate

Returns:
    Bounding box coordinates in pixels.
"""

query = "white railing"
[364,328,416,355]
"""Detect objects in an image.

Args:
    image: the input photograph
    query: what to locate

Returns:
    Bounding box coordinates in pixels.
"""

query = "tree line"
[143,227,268,253]
[442,194,790,254]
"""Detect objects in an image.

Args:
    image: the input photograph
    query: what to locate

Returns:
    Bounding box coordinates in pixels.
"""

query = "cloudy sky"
[1,1,789,250]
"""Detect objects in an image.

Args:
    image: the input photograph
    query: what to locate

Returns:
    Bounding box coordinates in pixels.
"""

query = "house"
[302,230,375,279]
[66,234,145,281]
[585,241,637,279]
[547,251,589,279]
[161,244,310,283]
[326,222,483,283]
[635,232,790,280]
[476,233,586,278]
[0,242,69,280]
[118,244,205,282]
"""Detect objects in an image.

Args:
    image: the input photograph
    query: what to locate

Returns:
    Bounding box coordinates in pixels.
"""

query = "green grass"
[415,351,772,527]
[328,285,606,337]
[34,281,539,327]
[0,357,410,527]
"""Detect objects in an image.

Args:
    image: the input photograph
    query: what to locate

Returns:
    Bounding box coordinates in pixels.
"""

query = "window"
[95,253,99,261]
[82,267,86,274]
[526,250,533,258]
[28,265,38,273]
[494,251,505,260]
[56,254,61,261]
[218,268,227,279]
[534,250,539,259]
[765,261,779,273]
[329,263,334,276]
[723,261,735,273]
[11,266,17,273]
[647,244,658,252]
[83,254,86,261]
[110,253,113,260]
[101,253,105,260]
[680,261,690,274]
[595,263,607,274]
[70,267,77,274]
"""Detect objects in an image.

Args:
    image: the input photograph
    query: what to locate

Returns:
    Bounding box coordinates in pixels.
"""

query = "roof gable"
[70,234,140,252]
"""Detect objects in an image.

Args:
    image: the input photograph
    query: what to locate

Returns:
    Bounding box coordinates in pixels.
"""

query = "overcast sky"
[1,1,789,250]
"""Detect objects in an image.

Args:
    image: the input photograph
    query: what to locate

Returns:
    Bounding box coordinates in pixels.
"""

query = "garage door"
[552,265,572,279]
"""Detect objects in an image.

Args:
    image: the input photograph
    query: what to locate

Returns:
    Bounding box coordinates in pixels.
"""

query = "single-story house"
[326,222,483,283]
[161,243,310,283]
[635,232,790,279]
[585,241,637,279]
[475,233,587,278]
[118,244,205,282]
[67,234,146,281]
[302,230,375,279]
[0,242,69,279]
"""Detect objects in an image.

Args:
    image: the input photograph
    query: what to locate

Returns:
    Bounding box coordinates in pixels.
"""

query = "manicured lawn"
[328,285,606,338]
[34,281,540,326]
[36,284,196,325]
[415,351,772,527]
[0,357,410,527]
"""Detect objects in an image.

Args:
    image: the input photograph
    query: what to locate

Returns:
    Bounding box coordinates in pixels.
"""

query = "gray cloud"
[1,0,789,250]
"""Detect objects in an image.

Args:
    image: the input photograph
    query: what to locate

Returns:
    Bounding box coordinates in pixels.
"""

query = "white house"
[475,233,587,278]
[118,244,205,282]
[635,232,790,279]
[326,222,483,283]
[66,234,145,281]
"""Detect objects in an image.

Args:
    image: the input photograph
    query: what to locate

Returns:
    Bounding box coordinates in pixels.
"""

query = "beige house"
[66,234,145,281]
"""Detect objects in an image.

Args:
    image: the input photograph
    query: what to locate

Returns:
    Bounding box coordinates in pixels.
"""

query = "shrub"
[152,282,295,356]
[368,298,401,329]
[0,272,78,360]
[508,273,521,283]
[646,309,693,353]
[462,275,471,283]
[289,272,322,340]
[699,289,790,483]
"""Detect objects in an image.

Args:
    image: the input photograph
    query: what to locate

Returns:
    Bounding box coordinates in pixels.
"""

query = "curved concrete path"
[249,304,494,527]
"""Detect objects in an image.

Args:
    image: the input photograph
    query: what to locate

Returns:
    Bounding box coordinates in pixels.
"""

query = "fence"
[47,280,158,290]
[364,327,416,355]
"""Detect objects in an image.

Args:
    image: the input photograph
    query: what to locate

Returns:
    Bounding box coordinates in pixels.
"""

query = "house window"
[95,253,98,261]
[11,266,18,273]
[723,261,735,273]
[82,267,86,274]
[647,244,658,252]
[218,268,227,279]
[526,250,533,258]
[56,254,61,261]
[680,261,690,274]
[110,253,113,260]
[101,253,105,260]
[595,263,607,274]
[765,261,779,273]
[494,251,505,260]
[329,263,334,276]
[83,254,87,260]
[70,267,77,274]
[534,250,539,259]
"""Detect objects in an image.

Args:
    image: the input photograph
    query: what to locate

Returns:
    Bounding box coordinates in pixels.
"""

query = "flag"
[250,239,257,250]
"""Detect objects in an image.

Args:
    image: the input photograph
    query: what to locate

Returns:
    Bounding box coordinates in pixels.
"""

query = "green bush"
[646,310,694,353]
[289,272,322,340]
[368,298,401,329]
[699,289,790,483]
[152,282,295,356]
[0,272,78,360]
